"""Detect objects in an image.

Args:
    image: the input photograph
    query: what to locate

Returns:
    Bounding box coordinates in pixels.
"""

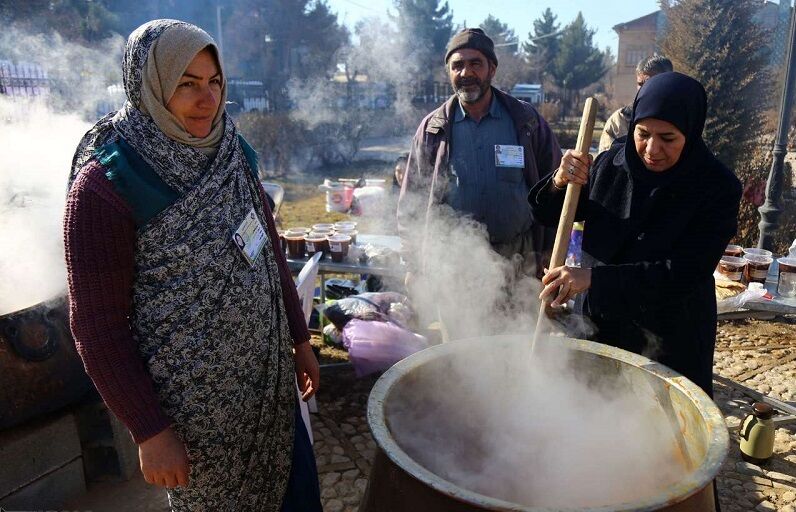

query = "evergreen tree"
[661,0,770,168]
[479,15,516,52]
[393,0,454,81]
[300,1,350,78]
[220,0,348,106]
[523,7,560,81]
[1,0,119,42]
[105,0,218,43]
[550,12,606,115]
[479,15,527,90]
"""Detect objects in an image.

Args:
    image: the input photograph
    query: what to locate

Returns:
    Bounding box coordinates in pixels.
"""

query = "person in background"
[598,54,673,153]
[65,20,320,511]
[392,152,409,193]
[398,28,561,280]
[531,72,741,400]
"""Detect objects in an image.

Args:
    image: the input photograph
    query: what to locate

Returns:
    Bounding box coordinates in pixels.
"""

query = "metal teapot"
[739,402,777,464]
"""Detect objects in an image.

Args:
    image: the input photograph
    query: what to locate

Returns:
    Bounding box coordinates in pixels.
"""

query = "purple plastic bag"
[342,319,429,377]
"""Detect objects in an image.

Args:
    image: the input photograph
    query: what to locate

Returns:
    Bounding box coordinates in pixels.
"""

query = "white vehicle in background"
[510,83,544,105]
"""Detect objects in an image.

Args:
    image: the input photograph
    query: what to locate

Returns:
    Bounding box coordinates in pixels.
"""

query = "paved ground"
[713,319,796,512]
[64,317,796,512]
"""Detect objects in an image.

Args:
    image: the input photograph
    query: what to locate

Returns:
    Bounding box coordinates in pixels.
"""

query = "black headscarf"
[623,71,711,180]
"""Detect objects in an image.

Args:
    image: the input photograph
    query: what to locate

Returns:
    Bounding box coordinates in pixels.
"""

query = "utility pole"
[216,3,224,57]
[758,1,796,250]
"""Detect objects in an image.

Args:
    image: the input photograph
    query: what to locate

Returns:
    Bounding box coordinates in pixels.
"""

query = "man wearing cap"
[598,54,673,153]
[398,28,562,279]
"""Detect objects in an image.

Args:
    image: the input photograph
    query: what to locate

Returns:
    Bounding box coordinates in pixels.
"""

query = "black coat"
[529,143,741,395]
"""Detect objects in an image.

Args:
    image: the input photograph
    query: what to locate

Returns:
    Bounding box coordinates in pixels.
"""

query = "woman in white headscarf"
[65,20,321,511]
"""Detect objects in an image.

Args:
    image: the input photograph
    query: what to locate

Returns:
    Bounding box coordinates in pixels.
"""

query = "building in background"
[611,11,664,107]
[612,1,791,106]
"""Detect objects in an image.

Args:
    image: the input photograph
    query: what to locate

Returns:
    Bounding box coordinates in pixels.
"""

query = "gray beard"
[456,88,483,103]
[454,80,490,104]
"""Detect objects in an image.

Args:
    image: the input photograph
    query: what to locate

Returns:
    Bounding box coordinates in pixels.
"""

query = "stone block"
[755,500,776,512]
[0,458,85,510]
[736,460,764,476]
[108,410,139,480]
[75,401,139,482]
[766,471,796,485]
[0,412,82,498]
[325,498,343,512]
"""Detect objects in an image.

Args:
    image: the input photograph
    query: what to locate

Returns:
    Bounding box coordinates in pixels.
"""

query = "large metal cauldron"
[361,335,728,512]
[0,296,93,430]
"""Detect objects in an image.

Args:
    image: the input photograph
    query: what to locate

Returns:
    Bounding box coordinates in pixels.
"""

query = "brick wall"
[613,14,659,108]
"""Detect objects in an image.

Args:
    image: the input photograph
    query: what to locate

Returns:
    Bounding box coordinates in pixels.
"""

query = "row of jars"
[719,245,796,297]
[279,222,358,262]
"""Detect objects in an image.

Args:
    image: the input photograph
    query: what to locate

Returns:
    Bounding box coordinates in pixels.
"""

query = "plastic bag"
[352,186,386,216]
[387,302,413,326]
[360,244,401,268]
[324,278,362,300]
[357,292,408,311]
[323,297,384,329]
[717,282,768,314]
[342,319,428,377]
[322,292,411,330]
[322,323,343,347]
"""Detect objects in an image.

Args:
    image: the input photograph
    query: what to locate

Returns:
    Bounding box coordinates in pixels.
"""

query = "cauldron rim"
[0,293,67,319]
[366,334,729,512]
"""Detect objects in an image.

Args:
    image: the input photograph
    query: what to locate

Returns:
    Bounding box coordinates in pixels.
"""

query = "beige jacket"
[598,106,632,153]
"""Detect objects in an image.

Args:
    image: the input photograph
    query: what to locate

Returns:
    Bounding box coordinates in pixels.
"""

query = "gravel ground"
[64,317,796,512]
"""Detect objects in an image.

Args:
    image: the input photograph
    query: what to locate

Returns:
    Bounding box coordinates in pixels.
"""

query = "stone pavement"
[713,321,796,512]
[309,367,377,512]
[314,319,796,511]
[62,319,796,511]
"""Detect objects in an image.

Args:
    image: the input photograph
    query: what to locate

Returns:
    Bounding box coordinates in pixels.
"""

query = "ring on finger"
[568,165,575,175]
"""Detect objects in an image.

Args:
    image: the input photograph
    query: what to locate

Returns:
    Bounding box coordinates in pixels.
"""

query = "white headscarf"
[138,23,227,157]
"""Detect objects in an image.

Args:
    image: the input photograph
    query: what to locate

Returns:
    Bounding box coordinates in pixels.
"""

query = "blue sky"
[326,0,661,55]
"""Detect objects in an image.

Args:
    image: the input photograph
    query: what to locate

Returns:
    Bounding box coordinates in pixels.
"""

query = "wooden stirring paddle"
[531,97,599,354]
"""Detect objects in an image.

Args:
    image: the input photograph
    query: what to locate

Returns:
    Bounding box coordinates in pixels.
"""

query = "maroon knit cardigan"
[64,162,310,443]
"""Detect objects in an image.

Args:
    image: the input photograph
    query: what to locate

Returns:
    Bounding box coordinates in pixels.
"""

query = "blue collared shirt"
[448,95,532,243]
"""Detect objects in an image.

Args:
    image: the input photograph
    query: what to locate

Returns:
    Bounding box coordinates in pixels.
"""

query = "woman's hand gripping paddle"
[531,97,599,355]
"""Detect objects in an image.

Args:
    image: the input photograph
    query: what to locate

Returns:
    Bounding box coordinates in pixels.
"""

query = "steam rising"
[398,190,547,340]
[0,26,123,118]
[288,17,425,148]
[383,190,688,507]
[0,99,91,314]
[0,26,122,315]
[386,338,686,507]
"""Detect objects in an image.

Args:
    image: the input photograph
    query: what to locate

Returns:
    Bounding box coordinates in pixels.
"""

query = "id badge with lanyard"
[232,207,267,267]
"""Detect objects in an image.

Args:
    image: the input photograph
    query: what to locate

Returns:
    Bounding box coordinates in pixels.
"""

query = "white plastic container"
[318,180,354,213]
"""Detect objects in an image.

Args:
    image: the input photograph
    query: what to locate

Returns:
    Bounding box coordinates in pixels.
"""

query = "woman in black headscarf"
[529,72,742,396]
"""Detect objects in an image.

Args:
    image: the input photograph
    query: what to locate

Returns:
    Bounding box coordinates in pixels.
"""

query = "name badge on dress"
[494,145,525,168]
[233,207,267,267]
